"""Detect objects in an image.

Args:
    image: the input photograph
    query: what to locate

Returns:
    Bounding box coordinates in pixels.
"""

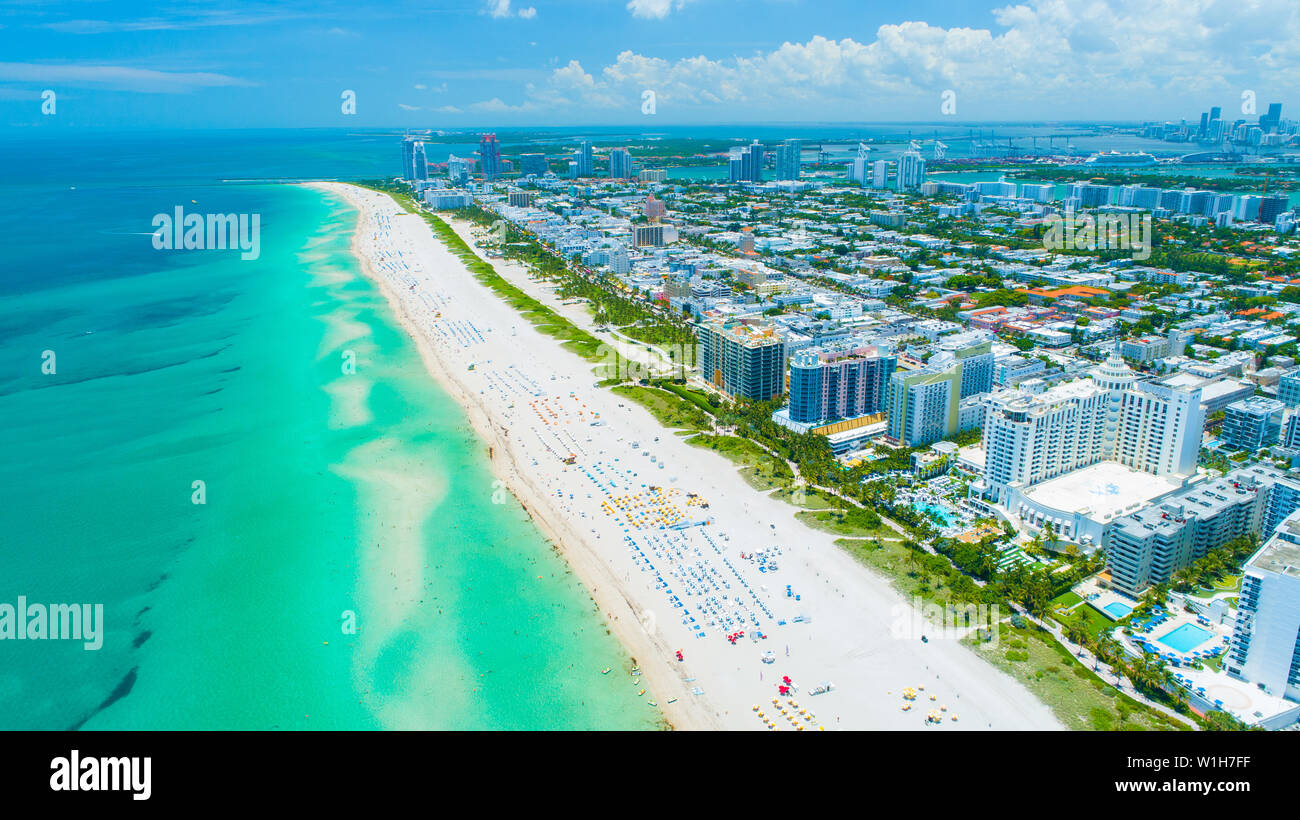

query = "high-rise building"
[401,136,431,181]
[1021,183,1055,202]
[1221,396,1285,450]
[577,140,594,176]
[1261,102,1284,133]
[886,366,961,446]
[696,319,786,401]
[846,143,871,185]
[1264,471,1300,534]
[608,147,633,180]
[519,153,548,177]
[1068,182,1112,208]
[931,336,994,399]
[1107,466,1275,596]
[729,141,765,183]
[643,194,666,223]
[447,154,471,186]
[1235,195,1262,221]
[631,224,677,247]
[743,140,764,182]
[479,134,502,180]
[788,344,896,425]
[871,159,888,189]
[775,139,801,181]
[1259,196,1289,226]
[896,150,926,190]
[412,141,428,182]
[1224,511,1300,707]
[980,355,1205,509]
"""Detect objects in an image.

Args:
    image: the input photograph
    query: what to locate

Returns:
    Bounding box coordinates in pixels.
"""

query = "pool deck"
[1075,577,1140,622]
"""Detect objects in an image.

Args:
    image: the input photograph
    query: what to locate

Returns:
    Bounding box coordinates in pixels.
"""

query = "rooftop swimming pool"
[1102,601,1133,619]
[1157,623,1215,654]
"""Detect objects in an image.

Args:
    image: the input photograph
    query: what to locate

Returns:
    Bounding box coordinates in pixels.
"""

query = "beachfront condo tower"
[886,365,961,447]
[697,318,786,401]
[789,344,896,425]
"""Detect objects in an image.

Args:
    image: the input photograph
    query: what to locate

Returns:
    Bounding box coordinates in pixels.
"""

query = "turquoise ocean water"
[0,130,657,730]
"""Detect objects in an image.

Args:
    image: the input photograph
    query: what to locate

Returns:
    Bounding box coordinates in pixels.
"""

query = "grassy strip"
[685,433,774,467]
[837,538,966,608]
[969,623,1190,731]
[798,509,896,541]
[653,380,717,415]
[610,385,712,433]
[361,184,613,368]
[837,534,1190,730]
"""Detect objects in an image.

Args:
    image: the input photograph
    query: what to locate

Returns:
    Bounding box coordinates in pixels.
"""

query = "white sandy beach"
[311,182,1064,731]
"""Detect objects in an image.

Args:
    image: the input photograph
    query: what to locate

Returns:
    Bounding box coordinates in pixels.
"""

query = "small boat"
[637,689,645,697]
[601,667,611,675]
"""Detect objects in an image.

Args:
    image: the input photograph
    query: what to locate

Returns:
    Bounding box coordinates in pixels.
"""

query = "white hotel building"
[973,354,1204,548]
[1225,510,1300,712]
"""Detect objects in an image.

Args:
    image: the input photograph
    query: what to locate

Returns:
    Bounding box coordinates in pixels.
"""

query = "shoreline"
[310,182,707,729]
[309,181,1064,732]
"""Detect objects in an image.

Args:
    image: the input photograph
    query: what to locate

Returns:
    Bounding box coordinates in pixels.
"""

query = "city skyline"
[2,0,1299,129]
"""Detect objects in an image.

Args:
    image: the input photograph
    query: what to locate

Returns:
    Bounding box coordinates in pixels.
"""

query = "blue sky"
[1,0,1296,129]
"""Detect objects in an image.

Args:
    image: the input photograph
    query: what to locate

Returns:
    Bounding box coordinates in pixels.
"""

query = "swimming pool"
[1102,601,1133,619]
[916,502,959,528]
[1157,623,1215,654]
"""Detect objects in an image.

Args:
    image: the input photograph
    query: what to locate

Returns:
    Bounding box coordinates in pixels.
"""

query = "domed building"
[972,357,1205,550]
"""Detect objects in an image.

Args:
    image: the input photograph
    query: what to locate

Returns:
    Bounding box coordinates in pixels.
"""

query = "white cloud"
[0,61,254,93]
[485,0,537,19]
[627,0,695,20]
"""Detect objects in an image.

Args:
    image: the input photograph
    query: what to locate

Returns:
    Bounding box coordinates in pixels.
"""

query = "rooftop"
[1023,461,1186,523]
[1251,516,1300,579]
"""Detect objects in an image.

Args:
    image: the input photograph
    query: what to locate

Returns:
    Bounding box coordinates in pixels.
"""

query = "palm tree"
[1065,618,1091,648]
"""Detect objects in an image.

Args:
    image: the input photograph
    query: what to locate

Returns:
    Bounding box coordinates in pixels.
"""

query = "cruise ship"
[1079,150,1159,167]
